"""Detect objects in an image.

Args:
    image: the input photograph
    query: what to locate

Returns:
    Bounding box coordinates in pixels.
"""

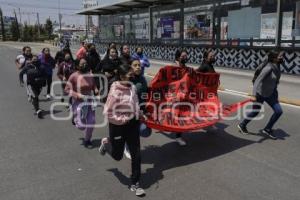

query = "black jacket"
[197,62,215,73]
[100,57,122,74]
[19,61,46,86]
[120,54,131,65]
[132,75,148,111]
[86,51,101,73]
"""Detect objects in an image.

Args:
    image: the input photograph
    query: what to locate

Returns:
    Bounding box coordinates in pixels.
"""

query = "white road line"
[145,74,300,109]
[220,90,300,109]
[224,89,249,96]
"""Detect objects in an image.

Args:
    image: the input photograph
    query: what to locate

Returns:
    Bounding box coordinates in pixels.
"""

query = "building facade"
[78,0,300,75]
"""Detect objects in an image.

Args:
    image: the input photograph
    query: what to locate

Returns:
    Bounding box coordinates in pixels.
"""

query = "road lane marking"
[145,74,300,109]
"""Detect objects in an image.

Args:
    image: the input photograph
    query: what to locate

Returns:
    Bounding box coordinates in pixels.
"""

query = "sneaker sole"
[262,130,277,140]
[237,125,248,135]
[37,111,43,119]
[130,187,145,197]
[98,145,106,155]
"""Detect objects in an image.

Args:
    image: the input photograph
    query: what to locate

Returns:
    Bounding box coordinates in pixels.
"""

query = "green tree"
[10,20,19,41]
[32,25,39,41]
[22,23,30,41]
[0,8,6,41]
[28,26,33,42]
[45,18,53,39]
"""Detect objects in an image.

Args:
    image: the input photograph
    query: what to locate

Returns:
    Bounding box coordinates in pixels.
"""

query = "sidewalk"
[145,59,300,106]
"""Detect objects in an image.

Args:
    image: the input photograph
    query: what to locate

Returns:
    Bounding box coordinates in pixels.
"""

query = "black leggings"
[30,85,42,112]
[46,75,52,95]
[107,119,141,184]
[61,82,72,105]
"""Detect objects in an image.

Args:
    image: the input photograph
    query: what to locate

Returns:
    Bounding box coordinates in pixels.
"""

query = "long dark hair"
[117,64,131,81]
[22,46,31,52]
[202,50,213,62]
[268,50,280,63]
[175,49,188,62]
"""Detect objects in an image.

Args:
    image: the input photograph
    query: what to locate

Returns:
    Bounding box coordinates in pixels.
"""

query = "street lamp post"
[58,0,62,34]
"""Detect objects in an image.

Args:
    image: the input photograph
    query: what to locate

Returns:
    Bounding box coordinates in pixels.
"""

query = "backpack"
[27,64,46,87]
[252,61,268,84]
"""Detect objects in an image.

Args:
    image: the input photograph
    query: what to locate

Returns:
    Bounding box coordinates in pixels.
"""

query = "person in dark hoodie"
[57,53,75,105]
[172,49,191,146]
[100,47,122,94]
[38,48,56,100]
[19,55,47,118]
[238,50,283,140]
[55,47,74,66]
[103,42,118,60]
[86,44,101,91]
[120,45,131,65]
[197,50,216,73]
[16,46,33,101]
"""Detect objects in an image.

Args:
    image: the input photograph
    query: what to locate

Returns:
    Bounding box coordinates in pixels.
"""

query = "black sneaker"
[71,116,75,126]
[238,124,249,135]
[36,109,43,119]
[83,140,92,148]
[98,139,107,155]
[130,182,145,197]
[262,129,277,140]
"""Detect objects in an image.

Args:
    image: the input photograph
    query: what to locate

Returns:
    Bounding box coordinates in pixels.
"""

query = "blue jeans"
[240,90,283,130]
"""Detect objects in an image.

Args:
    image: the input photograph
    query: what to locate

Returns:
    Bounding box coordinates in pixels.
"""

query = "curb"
[145,73,300,107]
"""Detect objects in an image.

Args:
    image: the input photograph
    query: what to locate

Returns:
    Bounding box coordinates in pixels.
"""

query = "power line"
[0,1,80,11]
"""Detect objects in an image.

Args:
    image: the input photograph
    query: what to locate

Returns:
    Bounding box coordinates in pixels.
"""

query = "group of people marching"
[15,42,151,196]
[15,42,284,197]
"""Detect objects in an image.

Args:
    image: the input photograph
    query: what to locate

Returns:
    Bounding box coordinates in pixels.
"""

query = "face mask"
[137,52,143,56]
[181,59,188,65]
[65,57,71,61]
[277,58,284,64]
[24,54,32,60]
[32,60,40,66]
[79,64,89,73]
[210,58,216,64]
[129,76,135,82]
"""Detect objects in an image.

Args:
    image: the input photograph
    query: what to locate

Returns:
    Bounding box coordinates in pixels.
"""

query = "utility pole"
[0,7,6,41]
[37,12,40,38]
[14,9,20,40]
[18,8,22,25]
[58,0,62,33]
[27,13,30,25]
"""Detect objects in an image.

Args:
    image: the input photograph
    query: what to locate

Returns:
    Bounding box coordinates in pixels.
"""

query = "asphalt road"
[0,44,300,200]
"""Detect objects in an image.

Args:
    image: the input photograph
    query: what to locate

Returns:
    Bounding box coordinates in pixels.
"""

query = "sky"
[0,0,94,26]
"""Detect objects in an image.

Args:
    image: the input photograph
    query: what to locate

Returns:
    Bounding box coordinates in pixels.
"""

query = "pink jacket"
[104,82,140,125]
[76,47,87,60]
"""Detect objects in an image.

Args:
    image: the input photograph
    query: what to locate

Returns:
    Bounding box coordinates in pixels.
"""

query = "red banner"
[143,66,251,133]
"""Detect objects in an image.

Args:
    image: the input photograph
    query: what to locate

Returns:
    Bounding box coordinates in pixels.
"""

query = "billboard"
[135,18,149,39]
[184,13,212,39]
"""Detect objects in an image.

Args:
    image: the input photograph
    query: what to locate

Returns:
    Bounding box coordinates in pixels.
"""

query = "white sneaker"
[27,95,32,102]
[46,94,51,100]
[98,138,108,156]
[36,109,43,119]
[176,137,187,146]
[124,147,131,160]
[130,182,145,197]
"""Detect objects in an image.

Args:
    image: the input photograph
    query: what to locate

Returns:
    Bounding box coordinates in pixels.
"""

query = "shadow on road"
[43,109,63,117]
[249,128,290,143]
[106,123,257,189]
